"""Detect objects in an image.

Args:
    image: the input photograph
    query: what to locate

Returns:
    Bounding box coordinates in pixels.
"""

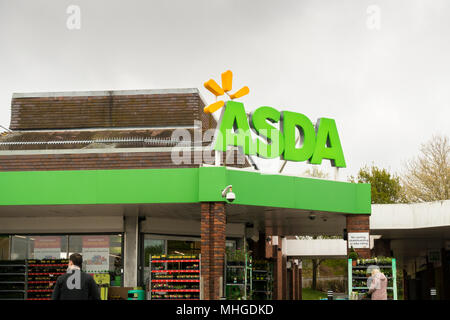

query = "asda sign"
[213,101,346,168]
[202,70,346,168]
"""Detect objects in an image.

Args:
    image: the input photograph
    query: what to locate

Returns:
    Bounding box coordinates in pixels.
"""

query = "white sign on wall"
[348,232,370,249]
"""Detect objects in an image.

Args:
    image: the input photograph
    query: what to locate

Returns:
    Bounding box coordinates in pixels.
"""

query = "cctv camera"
[226,191,236,202]
[321,215,328,222]
[308,213,316,220]
[221,185,236,203]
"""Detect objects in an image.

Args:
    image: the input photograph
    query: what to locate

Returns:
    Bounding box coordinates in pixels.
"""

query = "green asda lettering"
[214,101,346,168]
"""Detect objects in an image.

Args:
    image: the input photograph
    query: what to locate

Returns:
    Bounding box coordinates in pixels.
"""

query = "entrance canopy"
[0,166,370,212]
[371,200,450,259]
[0,167,371,236]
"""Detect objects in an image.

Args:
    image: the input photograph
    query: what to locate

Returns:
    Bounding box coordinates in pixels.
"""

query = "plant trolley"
[348,257,397,300]
[149,254,201,300]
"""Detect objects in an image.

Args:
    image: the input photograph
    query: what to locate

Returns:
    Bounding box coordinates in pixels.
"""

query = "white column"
[124,215,139,287]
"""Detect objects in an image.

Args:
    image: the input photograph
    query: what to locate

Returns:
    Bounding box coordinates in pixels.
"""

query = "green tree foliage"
[350,165,403,204]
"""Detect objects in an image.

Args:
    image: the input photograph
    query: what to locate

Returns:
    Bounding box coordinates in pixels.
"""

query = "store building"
[0,89,371,300]
[284,200,450,300]
[371,200,450,300]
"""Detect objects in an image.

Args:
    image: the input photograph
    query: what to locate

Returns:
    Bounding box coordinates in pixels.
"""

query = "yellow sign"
[203,70,249,113]
[93,273,110,285]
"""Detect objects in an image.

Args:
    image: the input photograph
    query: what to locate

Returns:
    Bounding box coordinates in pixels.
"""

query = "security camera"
[308,213,316,220]
[221,185,236,203]
[226,192,236,202]
[321,215,328,222]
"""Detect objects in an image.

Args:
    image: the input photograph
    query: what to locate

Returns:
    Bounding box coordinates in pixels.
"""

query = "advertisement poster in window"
[34,236,62,259]
[82,236,110,273]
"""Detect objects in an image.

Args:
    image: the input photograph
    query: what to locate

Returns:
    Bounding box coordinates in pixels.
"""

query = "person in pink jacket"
[367,268,388,300]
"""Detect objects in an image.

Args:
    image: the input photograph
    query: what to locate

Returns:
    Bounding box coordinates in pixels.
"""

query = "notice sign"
[34,236,61,259]
[348,232,370,249]
[82,236,110,273]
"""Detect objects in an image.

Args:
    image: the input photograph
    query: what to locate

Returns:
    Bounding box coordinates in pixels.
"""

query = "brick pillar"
[282,254,287,299]
[295,262,301,300]
[265,236,274,259]
[346,215,371,258]
[286,266,292,300]
[292,262,298,300]
[201,202,226,300]
[249,232,269,260]
[273,237,282,299]
[273,236,287,300]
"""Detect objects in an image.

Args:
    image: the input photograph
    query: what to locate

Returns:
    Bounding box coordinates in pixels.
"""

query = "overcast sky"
[0,0,449,179]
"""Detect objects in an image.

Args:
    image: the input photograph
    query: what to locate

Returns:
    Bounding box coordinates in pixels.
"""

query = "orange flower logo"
[203,70,249,113]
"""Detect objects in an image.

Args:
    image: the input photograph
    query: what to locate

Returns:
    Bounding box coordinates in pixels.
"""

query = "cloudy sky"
[0,0,449,179]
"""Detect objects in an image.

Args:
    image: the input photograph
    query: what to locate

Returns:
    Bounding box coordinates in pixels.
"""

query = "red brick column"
[273,238,281,299]
[273,236,287,300]
[295,262,301,300]
[248,232,269,260]
[201,202,226,300]
[292,262,298,300]
[346,215,371,258]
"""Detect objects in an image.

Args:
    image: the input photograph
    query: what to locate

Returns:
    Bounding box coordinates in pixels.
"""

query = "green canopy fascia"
[0,167,370,214]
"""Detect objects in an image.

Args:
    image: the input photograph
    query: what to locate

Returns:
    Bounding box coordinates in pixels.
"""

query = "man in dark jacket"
[51,253,101,300]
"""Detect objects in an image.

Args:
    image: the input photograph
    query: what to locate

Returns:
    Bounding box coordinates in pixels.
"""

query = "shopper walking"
[51,253,101,300]
[367,268,387,300]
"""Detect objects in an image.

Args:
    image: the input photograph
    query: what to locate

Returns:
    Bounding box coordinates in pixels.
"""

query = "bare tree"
[311,257,325,291]
[303,167,329,179]
[403,135,450,202]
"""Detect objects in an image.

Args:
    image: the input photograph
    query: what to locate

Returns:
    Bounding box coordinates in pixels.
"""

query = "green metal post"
[244,251,247,299]
[348,259,352,299]
[248,255,252,300]
[392,258,397,300]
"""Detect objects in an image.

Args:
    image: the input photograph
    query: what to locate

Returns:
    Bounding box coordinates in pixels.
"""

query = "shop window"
[144,239,165,266]
[0,236,9,260]
[167,240,200,256]
[143,239,165,287]
[5,234,123,287]
[28,235,68,259]
[10,235,28,260]
[10,235,69,260]
[68,235,123,286]
[141,235,238,288]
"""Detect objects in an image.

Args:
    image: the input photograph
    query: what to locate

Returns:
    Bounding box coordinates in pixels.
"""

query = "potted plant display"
[226,248,237,266]
[234,248,246,266]
[349,247,359,266]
